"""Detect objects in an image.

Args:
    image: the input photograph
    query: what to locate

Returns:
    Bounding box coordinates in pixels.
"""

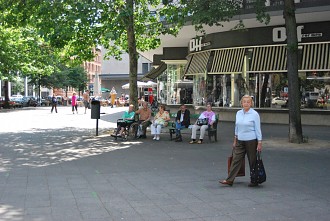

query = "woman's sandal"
[219,180,233,186]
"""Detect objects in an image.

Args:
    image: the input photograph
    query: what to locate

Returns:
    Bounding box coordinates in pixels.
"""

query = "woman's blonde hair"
[159,104,166,110]
[240,95,254,107]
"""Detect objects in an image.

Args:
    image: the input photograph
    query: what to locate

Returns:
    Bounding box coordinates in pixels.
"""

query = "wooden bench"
[167,113,219,142]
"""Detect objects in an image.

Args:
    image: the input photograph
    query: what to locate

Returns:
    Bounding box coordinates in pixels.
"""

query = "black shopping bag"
[250,152,266,184]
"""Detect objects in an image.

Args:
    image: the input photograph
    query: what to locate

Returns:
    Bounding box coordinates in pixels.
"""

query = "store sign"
[189,37,211,52]
[273,25,323,42]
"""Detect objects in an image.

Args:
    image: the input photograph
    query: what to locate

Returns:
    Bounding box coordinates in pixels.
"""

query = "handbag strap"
[256,151,262,159]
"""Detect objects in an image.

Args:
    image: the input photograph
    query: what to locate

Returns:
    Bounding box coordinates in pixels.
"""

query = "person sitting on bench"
[151,104,170,141]
[113,104,135,137]
[135,101,152,138]
[189,103,215,144]
[174,104,190,142]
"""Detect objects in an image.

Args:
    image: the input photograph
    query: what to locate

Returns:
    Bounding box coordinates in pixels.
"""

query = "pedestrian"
[135,101,152,138]
[71,92,78,114]
[83,90,90,114]
[110,87,117,107]
[51,94,58,113]
[174,104,190,142]
[219,95,263,187]
[189,102,216,144]
[112,104,135,137]
[150,104,170,141]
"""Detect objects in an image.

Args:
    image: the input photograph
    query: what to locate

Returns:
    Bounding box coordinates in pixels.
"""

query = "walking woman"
[71,92,78,114]
[219,95,263,187]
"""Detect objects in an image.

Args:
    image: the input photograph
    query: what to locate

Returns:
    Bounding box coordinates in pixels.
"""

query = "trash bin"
[91,100,100,119]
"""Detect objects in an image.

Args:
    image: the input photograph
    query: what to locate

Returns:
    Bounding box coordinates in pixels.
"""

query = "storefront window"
[193,74,206,105]
[157,63,190,105]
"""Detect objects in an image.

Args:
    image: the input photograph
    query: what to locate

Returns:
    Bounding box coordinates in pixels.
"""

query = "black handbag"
[250,152,266,184]
[196,118,208,126]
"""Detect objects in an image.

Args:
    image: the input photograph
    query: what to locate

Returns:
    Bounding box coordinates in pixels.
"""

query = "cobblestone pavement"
[0,106,329,221]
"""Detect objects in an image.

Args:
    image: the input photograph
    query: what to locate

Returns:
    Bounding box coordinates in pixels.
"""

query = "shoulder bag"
[250,152,266,184]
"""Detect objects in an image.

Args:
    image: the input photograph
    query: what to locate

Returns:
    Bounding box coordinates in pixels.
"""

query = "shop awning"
[184,51,211,75]
[249,45,287,73]
[141,62,167,81]
[101,87,110,92]
[208,48,246,74]
[301,43,330,71]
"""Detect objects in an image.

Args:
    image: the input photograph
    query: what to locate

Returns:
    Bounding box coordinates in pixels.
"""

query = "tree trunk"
[4,80,10,109]
[126,0,139,110]
[284,0,303,143]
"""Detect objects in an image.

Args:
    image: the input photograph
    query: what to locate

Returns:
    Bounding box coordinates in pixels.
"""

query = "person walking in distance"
[83,90,90,114]
[71,92,78,114]
[219,95,263,187]
[51,94,58,113]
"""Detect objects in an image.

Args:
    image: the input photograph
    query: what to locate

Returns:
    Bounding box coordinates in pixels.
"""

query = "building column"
[243,54,249,95]
[24,77,28,96]
[8,82,11,97]
[231,73,239,107]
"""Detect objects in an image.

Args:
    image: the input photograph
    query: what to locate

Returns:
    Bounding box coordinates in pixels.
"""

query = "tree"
[284,0,303,143]
[2,0,186,109]
[0,26,56,107]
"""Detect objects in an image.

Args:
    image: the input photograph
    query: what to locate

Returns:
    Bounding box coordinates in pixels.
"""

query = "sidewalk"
[0,107,329,221]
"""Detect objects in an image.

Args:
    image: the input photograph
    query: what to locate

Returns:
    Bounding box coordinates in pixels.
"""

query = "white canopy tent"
[122,81,157,99]
[122,81,148,90]
[121,81,157,90]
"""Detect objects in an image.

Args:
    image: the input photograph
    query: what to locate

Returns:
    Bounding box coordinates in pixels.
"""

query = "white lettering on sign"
[189,37,211,52]
[189,37,202,52]
[302,33,323,38]
[272,25,322,42]
[273,26,304,42]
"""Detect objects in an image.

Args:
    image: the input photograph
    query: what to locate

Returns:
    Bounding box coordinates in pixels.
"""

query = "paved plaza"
[0,106,330,221]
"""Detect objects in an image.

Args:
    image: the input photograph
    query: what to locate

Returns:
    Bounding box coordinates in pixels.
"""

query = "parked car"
[41,98,51,106]
[272,97,287,106]
[22,96,38,107]
[0,97,15,108]
[10,97,24,108]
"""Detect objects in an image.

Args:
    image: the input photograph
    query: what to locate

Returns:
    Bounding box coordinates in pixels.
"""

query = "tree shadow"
[0,127,144,172]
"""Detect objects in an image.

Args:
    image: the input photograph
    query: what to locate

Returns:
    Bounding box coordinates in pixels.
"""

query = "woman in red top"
[71,92,78,114]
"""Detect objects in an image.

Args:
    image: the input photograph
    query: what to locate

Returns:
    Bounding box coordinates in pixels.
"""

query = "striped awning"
[249,45,287,73]
[184,51,210,75]
[301,43,330,71]
[208,48,246,74]
[141,62,167,81]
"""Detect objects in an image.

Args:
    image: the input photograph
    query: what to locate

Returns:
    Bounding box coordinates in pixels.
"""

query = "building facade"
[100,46,152,99]
[141,0,330,109]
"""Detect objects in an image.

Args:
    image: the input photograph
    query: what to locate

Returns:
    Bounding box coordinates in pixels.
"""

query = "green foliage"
[2,0,185,61]
[183,0,270,32]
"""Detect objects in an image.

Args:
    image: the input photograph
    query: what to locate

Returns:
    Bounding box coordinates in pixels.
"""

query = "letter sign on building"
[189,37,202,52]
[273,25,322,43]
[273,26,304,42]
[189,37,211,52]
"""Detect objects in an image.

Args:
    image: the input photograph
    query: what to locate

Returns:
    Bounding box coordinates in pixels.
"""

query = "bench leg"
[169,129,174,140]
